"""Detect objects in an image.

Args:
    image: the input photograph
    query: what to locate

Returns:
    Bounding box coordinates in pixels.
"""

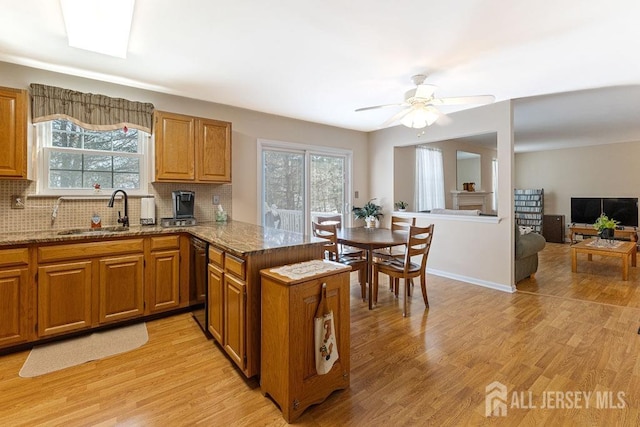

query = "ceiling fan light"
[400,107,440,129]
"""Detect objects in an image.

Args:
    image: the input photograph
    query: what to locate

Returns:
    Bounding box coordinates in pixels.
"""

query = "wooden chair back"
[316,214,343,228]
[402,224,435,274]
[390,216,416,232]
[312,221,339,261]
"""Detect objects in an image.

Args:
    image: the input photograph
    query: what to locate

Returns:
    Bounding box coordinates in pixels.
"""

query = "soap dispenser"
[91,213,102,229]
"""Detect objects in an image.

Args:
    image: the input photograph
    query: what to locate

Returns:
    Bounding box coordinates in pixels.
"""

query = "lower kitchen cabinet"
[207,254,224,342]
[98,254,144,323]
[38,260,92,337]
[36,238,145,338]
[146,249,180,313]
[205,244,323,378]
[0,248,31,347]
[223,273,246,368]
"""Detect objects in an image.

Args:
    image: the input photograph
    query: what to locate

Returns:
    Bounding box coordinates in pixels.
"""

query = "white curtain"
[415,146,445,211]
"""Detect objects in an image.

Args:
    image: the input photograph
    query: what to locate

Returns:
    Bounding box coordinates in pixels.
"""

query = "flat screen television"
[571,197,602,225]
[571,197,639,227]
[602,198,638,228]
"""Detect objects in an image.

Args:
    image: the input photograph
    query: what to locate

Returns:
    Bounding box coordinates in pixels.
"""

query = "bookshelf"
[514,189,544,233]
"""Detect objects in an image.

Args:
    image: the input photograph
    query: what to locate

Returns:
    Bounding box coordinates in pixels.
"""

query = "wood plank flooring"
[1,242,640,426]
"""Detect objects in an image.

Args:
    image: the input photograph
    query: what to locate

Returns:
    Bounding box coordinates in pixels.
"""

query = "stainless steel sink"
[57,226,130,236]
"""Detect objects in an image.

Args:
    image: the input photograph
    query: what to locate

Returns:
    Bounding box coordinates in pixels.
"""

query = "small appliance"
[161,190,197,227]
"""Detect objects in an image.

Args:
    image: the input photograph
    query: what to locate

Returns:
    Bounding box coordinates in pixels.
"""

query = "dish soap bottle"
[91,213,102,229]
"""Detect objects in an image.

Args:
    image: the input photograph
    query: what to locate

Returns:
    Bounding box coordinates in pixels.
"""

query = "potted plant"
[593,213,618,240]
[394,201,408,212]
[353,198,383,228]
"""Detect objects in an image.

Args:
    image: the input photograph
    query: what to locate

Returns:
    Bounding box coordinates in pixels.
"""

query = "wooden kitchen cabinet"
[207,246,224,342]
[196,118,231,182]
[260,261,351,422]
[37,238,145,337]
[146,242,181,314]
[154,111,231,183]
[38,260,93,337]
[0,86,27,178]
[98,254,144,324]
[205,244,323,378]
[223,272,246,368]
[0,248,31,347]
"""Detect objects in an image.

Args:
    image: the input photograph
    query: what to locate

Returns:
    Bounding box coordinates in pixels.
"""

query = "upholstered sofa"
[515,225,546,283]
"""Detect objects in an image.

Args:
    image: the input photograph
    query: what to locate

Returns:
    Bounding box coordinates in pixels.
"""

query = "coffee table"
[571,239,637,280]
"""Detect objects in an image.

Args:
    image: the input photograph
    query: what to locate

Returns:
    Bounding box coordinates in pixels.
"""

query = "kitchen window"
[36,119,150,196]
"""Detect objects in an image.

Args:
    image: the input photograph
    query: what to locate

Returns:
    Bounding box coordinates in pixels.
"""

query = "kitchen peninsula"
[0,220,324,378]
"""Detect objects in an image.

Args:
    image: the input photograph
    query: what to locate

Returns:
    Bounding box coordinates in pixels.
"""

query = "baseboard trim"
[428,268,515,293]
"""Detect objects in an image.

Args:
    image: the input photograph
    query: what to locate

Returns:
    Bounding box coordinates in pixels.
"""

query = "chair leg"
[420,274,429,308]
[357,267,365,301]
[372,265,379,307]
[403,278,409,317]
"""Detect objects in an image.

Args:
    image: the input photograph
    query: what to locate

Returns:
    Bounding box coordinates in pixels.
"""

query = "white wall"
[369,101,516,291]
[515,140,640,236]
[0,61,369,227]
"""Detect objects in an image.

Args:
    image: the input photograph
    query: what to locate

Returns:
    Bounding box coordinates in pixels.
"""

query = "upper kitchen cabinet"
[0,86,28,179]
[154,111,231,183]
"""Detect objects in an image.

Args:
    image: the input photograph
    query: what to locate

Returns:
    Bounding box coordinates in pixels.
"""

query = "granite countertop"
[0,220,320,257]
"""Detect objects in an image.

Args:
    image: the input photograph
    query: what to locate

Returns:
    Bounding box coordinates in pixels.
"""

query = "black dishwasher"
[190,237,210,336]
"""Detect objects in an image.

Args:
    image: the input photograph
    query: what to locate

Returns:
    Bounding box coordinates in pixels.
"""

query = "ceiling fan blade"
[432,95,495,106]
[355,103,406,112]
[381,107,414,127]
[414,84,437,99]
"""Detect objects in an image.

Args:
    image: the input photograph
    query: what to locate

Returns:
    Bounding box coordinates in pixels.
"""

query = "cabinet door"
[38,261,92,337]
[154,111,195,181]
[224,274,246,369]
[207,263,224,343]
[98,254,144,324]
[0,87,27,178]
[196,118,231,182]
[0,267,29,347]
[146,249,180,313]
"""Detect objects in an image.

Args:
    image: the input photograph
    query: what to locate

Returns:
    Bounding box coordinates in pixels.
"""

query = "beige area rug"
[19,323,148,378]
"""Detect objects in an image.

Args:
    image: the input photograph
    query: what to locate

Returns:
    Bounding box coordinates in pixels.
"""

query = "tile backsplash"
[0,180,232,233]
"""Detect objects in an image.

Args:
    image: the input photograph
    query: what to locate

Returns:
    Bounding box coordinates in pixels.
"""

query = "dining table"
[336,227,408,309]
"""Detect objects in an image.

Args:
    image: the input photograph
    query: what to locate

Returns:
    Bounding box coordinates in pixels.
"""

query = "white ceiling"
[1,0,640,152]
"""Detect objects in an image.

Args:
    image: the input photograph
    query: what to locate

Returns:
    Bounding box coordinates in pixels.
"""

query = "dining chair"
[372,224,434,316]
[373,216,416,262]
[316,214,363,257]
[312,221,367,301]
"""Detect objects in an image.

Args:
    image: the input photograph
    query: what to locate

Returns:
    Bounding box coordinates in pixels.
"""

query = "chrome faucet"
[107,189,129,227]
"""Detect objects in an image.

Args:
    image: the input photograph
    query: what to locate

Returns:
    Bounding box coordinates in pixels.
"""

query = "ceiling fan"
[356,74,495,129]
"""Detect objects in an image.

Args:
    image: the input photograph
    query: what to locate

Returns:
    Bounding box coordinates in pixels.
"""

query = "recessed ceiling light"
[60,0,135,58]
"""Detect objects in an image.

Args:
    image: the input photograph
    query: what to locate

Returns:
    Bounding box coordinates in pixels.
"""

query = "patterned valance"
[30,83,154,133]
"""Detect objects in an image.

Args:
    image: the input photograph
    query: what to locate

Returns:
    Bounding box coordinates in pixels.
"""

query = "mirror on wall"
[456,151,481,191]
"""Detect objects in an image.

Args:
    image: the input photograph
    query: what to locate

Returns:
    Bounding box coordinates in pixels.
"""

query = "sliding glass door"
[260,141,351,234]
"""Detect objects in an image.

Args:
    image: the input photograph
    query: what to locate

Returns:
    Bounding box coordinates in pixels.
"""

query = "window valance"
[30,84,154,133]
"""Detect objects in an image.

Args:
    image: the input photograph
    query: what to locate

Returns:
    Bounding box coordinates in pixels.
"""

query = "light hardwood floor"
[1,243,640,426]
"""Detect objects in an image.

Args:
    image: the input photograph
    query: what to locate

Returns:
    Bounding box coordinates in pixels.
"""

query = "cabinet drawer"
[150,235,180,251]
[225,254,246,279]
[208,246,224,268]
[0,247,29,268]
[38,239,144,263]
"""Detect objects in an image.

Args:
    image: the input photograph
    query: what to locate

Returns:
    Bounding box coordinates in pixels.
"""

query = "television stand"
[569,224,638,243]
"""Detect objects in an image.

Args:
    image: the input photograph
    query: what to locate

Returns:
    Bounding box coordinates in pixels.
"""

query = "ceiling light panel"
[60,0,135,58]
